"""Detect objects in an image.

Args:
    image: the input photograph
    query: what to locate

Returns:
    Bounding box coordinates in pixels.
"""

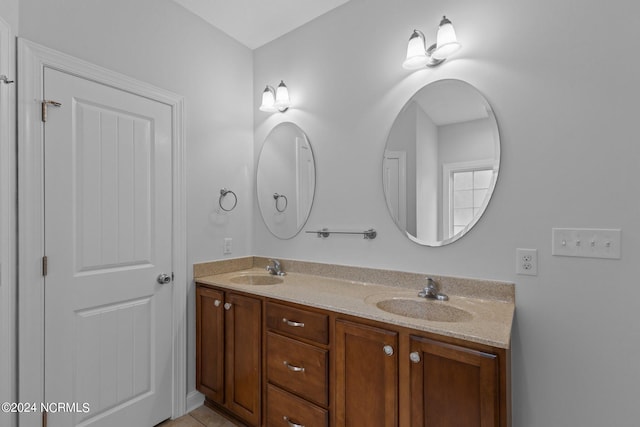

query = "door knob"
[157,273,171,285]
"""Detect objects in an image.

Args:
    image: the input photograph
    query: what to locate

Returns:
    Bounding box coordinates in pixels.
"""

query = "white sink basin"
[371,296,473,323]
[229,274,284,285]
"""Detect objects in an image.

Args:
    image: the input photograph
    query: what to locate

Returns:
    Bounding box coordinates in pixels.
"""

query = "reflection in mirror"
[383,79,500,246]
[257,122,316,239]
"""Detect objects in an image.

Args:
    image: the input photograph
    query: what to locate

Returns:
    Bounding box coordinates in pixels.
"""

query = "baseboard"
[186,390,205,413]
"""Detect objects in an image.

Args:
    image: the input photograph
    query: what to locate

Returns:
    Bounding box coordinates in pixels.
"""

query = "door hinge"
[43,410,47,427]
[41,100,62,122]
[42,255,48,277]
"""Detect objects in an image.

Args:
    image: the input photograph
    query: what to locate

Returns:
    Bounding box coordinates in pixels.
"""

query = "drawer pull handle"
[283,416,305,427]
[282,318,305,328]
[224,302,232,310]
[284,361,305,372]
[409,351,421,363]
[214,299,221,307]
[383,345,394,356]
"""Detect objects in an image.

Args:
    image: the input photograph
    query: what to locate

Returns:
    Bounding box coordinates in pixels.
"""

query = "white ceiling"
[172,0,352,49]
[414,82,491,126]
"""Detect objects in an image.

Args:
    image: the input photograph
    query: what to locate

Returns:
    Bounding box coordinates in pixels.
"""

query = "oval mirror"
[257,122,316,239]
[383,79,500,246]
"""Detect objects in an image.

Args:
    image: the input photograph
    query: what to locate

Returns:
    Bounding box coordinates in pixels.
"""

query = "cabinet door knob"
[214,299,221,307]
[409,351,421,363]
[283,361,305,372]
[383,345,394,356]
[282,318,305,328]
[224,302,232,310]
[283,416,305,427]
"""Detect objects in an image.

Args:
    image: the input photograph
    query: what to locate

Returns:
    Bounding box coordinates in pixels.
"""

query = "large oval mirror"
[383,79,500,246]
[257,122,316,239]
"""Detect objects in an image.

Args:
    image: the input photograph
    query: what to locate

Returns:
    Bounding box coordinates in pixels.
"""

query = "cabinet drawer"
[266,302,329,345]
[267,384,328,427]
[267,332,328,406]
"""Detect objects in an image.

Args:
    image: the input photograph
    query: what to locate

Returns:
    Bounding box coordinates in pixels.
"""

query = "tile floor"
[156,405,239,427]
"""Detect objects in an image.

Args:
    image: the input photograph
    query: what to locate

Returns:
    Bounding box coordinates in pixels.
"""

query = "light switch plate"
[552,228,621,259]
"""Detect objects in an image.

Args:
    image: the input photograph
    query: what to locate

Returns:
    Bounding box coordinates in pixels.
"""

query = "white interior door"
[296,137,313,227]
[383,150,407,230]
[43,67,173,427]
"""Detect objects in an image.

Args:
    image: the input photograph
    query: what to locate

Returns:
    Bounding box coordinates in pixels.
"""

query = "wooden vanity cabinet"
[408,335,500,427]
[334,317,509,427]
[265,301,330,427]
[267,384,328,427]
[266,301,329,345]
[196,285,262,426]
[196,283,510,427]
[195,287,225,404]
[334,320,398,427]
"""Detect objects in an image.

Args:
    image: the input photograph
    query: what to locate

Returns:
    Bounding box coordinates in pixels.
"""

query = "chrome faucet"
[266,259,285,276]
[418,277,449,301]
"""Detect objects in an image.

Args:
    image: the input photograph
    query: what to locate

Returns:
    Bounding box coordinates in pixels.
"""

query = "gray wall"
[0,0,18,30]
[0,9,16,427]
[386,101,417,235]
[18,0,255,397]
[415,104,438,240]
[253,0,640,425]
[438,117,496,166]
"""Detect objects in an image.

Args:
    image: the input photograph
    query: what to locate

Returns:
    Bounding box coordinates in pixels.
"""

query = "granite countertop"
[196,264,514,349]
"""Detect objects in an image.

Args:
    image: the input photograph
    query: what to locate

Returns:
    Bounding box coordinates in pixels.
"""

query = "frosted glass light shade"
[259,86,277,112]
[402,30,429,69]
[433,16,461,60]
[274,80,291,110]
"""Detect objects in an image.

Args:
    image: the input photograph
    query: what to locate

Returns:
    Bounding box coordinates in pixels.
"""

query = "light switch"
[552,228,621,259]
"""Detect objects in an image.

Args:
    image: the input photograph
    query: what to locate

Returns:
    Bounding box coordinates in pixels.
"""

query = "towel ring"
[219,188,237,212]
[273,193,288,213]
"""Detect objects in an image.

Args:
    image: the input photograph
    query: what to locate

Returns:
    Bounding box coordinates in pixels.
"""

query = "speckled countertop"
[195,257,515,349]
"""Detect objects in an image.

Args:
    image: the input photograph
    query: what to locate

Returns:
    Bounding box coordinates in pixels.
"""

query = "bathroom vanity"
[195,257,514,427]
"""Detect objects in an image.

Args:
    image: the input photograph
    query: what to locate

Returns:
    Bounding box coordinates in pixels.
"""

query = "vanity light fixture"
[260,80,291,113]
[402,15,461,69]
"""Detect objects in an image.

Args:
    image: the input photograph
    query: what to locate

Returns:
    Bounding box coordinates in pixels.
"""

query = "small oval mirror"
[383,79,500,246]
[257,122,316,239]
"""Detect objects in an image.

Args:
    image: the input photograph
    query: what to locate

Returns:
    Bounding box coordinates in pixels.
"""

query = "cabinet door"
[335,320,398,427]
[409,335,499,427]
[196,286,225,404]
[225,293,262,426]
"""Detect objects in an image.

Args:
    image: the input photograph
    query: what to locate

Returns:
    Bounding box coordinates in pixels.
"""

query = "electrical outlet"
[516,248,538,276]
[223,237,232,255]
